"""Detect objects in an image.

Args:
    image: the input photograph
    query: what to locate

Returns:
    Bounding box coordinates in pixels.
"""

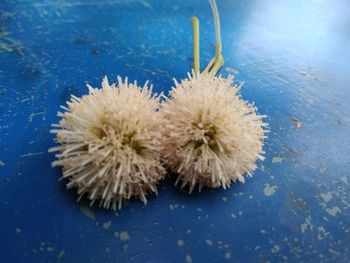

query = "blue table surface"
[1,0,350,262]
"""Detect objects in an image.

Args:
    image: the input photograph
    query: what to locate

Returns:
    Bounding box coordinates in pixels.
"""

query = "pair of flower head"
[49,0,267,210]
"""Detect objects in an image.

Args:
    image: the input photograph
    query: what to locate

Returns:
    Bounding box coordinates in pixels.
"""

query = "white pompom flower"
[49,76,165,210]
[160,73,267,193]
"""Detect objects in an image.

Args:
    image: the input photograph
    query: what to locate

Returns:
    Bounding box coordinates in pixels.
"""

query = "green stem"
[192,16,200,78]
[207,0,224,76]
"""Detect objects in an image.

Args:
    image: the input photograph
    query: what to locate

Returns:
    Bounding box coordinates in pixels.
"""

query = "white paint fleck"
[263,184,278,197]
[225,252,231,259]
[103,221,112,229]
[58,250,65,259]
[177,240,184,247]
[340,176,348,185]
[317,226,330,240]
[205,239,213,246]
[272,156,283,164]
[16,228,21,234]
[271,245,280,253]
[320,192,333,203]
[319,167,327,174]
[300,216,313,233]
[185,254,192,263]
[260,229,267,234]
[325,206,341,217]
[79,205,95,220]
[47,246,54,252]
[231,213,236,218]
[120,231,130,241]
[0,160,5,166]
[238,211,243,216]
[222,197,228,202]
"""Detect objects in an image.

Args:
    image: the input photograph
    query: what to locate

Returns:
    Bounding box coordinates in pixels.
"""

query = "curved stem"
[192,16,200,78]
[207,0,224,76]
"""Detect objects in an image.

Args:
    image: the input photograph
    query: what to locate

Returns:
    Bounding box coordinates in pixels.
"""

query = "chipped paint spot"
[225,252,231,259]
[231,213,236,218]
[317,226,329,240]
[47,246,54,252]
[320,192,333,203]
[340,176,348,185]
[271,245,280,253]
[177,239,184,247]
[263,184,278,196]
[300,216,313,233]
[325,206,341,216]
[16,228,21,234]
[260,229,267,234]
[328,248,341,256]
[222,197,228,202]
[103,221,112,229]
[185,254,192,263]
[58,250,65,259]
[123,244,128,253]
[272,156,283,164]
[205,239,213,246]
[79,205,95,220]
[120,231,130,241]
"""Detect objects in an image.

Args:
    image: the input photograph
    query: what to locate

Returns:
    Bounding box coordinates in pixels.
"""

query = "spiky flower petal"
[160,73,267,192]
[49,76,165,210]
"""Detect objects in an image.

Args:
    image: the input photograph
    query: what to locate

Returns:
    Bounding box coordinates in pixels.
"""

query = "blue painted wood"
[1,0,349,262]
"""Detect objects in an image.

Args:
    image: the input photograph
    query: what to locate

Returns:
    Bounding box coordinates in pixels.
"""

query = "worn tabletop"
[1,0,350,262]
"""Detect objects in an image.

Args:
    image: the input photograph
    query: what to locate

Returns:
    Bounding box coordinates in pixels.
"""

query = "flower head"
[50,76,165,210]
[160,74,267,192]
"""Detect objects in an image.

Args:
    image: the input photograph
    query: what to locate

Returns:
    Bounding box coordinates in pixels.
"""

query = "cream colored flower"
[49,76,165,210]
[160,73,267,192]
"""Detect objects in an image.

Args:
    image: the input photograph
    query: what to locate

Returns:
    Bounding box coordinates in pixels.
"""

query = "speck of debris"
[263,184,278,197]
[272,156,283,164]
[185,254,192,263]
[16,228,21,234]
[177,240,184,247]
[187,229,192,234]
[114,232,119,237]
[105,246,111,253]
[58,250,65,259]
[103,221,112,229]
[225,252,231,259]
[120,231,130,241]
[205,239,213,246]
[222,197,228,202]
[293,117,302,128]
[79,205,95,220]
[231,213,236,218]
[47,246,54,252]
[0,160,5,166]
